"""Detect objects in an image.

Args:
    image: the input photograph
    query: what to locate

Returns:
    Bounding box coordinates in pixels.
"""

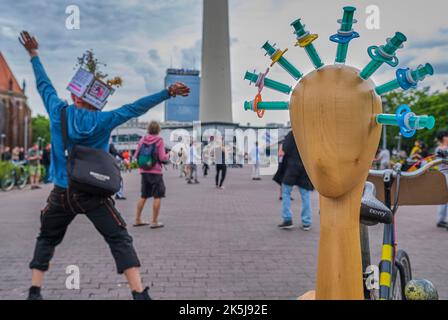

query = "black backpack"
[61,108,122,197]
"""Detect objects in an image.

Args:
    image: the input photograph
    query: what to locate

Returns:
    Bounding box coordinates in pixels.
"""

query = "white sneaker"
[302,225,311,231]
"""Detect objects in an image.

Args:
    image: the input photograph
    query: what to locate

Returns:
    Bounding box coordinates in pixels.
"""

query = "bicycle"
[0,161,29,191]
[360,156,448,300]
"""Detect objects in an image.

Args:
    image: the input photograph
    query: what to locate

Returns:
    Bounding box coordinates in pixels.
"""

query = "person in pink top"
[133,121,170,229]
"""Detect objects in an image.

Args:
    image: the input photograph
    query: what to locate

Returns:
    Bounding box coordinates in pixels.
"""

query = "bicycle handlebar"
[369,158,446,179]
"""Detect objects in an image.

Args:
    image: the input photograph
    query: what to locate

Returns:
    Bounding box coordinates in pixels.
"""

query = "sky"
[1,0,448,126]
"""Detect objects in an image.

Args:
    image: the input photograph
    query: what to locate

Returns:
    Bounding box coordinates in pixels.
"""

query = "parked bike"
[1,162,29,191]
[360,156,447,300]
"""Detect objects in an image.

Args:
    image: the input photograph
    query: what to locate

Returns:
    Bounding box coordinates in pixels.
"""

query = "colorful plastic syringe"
[261,41,303,80]
[359,32,407,80]
[375,63,434,95]
[330,6,360,64]
[244,100,289,111]
[244,71,292,95]
[376,105,435,138]
[290,18,324,69]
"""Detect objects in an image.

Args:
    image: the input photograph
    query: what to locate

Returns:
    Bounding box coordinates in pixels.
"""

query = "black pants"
[29,187,140,274]
[215,165,227,187]
[203,164,209,176]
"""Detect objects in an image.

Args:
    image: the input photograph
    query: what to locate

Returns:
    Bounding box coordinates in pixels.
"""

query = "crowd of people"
[5,30,446,301]
[374,139,435,171]
[0,142,52,188]
[435,131,448,229]
[374,131,448,231]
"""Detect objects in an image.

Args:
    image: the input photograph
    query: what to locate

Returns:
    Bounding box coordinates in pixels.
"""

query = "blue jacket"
[31,56,170,188]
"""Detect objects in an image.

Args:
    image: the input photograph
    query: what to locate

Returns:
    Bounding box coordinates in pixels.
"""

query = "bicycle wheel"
[391,250,412,300]
[1,170,15,192]
[16,166,29,189]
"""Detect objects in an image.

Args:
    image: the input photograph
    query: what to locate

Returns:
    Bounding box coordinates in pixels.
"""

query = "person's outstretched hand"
[168,82,190,98]
[19,31,39,57]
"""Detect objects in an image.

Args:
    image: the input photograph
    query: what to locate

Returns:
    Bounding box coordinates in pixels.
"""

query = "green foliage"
[0,161,13,179]
[381,88,448,153]
[75,50,123,88]
[76,49,108,80]
[31,115,51,145]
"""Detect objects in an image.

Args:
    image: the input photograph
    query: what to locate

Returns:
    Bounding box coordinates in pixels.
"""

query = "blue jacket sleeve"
[99,89,171,130]
[31,56,65,117]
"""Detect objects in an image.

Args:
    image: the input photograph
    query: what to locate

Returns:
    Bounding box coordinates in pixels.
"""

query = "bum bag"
[61,107,122,197]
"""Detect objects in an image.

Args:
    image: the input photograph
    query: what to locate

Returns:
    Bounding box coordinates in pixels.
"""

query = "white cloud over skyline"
[1,0,447,126]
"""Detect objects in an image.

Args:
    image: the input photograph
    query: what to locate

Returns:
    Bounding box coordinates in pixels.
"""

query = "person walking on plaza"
[11,146,20,164]
[215,139,227,190]
[27,142,42,190]
[134,121,170,229]
[122,150,132,172]
[19,147,26,162]
[251,141,262,180]
[436,131,448,229]
[109,142,126,200]
[277,131,314,231]
[20,31,189,300]
[274,142,293,202]
[178,147,187,178]
[187,141,199,184]
[376,147,391,170]
[41,143,52,184]
[1,146,11,162]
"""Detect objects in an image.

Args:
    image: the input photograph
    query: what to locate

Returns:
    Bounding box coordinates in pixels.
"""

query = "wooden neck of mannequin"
[315,181,365,300]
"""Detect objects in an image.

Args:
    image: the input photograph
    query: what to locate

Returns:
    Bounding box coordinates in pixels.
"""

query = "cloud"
[148,49,161,62]
[1,0,447,126]
[0,0,202,122]
[180,40,201,69]
[0,26,16,39]
[431,62,448,74]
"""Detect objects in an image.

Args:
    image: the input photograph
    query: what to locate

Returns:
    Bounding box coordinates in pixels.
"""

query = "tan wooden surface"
[368,170,448,206]
[290,65,382,300]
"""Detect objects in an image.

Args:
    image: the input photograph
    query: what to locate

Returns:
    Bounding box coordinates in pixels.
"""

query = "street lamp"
[24,114,29,150]
[395,133,402,153]
[37,137,45,151]
[381,96,388,150]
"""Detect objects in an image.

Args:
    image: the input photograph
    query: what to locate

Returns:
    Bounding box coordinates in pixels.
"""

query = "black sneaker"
[132,287,152,300]
[27,286,43,300]
[278,221,294,229]
[437,221,448,228]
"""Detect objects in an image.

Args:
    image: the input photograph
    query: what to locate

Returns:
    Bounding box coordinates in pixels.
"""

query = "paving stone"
[0,167,446,299]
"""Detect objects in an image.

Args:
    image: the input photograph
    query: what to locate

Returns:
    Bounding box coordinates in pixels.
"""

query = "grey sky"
[1,0,447,125]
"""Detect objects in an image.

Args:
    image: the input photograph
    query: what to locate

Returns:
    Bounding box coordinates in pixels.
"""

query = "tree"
[31,115,51,145]
[382,88,448,153]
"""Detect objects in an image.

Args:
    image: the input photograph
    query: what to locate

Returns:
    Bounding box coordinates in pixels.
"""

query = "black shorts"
[141,173,166,199]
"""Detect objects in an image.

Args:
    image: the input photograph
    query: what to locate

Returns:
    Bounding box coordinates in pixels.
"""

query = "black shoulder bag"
[61,108,122,197]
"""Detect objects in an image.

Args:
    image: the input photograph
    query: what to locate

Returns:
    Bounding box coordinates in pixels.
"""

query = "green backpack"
[137,143,158,170]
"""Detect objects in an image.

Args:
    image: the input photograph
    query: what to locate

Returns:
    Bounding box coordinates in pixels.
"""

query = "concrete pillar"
[200,0,233,123]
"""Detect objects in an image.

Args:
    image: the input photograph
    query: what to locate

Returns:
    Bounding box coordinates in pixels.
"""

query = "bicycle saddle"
[360,182,393,226]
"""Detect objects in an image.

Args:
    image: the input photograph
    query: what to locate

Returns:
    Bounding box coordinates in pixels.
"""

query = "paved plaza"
[0,166,447,300]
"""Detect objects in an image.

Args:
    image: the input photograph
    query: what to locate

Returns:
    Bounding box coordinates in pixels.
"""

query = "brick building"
[0,52,32,150]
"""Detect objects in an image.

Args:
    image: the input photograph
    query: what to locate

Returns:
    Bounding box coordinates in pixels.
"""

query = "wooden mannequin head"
[290,65,382,198]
